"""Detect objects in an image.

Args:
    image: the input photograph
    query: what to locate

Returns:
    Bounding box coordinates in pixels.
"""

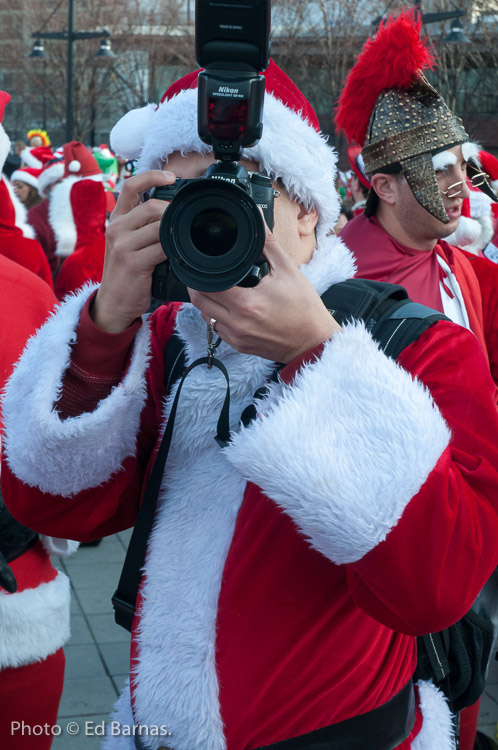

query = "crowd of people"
[1,8,498,750]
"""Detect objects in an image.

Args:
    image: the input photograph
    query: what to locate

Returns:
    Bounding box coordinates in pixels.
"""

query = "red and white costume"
[341,214,498,392]
[2,65,498,750]
[0,253,76,750]
[54,179,106,300]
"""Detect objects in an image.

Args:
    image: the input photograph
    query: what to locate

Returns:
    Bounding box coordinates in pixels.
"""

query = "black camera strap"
[112,330,230,633]
[113,279,448,633]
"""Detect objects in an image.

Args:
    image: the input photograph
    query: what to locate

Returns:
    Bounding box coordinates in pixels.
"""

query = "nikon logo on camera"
[211,176,237,183]
[217,86,239,94]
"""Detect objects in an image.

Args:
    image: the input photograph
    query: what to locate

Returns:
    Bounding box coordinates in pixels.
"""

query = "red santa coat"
[0,180,53,289]
[54,180,106,300]
[341,214,498,392]
[2,235,498,750]
[0,255,74,748]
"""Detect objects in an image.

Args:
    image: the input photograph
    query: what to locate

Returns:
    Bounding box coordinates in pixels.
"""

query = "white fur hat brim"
[11,170,39,190]
[38,162,65,197]
[110,88,340,238]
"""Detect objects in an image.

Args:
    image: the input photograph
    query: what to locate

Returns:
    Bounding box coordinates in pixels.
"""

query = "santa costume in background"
[0,159,52,287]
[336,12,498,392]
[28,152,65,279]
[49,141,104,260]
[55,178,107,300]
[347,144,370,216]
[0,92,77,750]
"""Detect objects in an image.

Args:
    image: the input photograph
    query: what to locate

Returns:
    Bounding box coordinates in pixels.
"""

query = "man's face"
[392,144,470,245]
[162,151,316,267]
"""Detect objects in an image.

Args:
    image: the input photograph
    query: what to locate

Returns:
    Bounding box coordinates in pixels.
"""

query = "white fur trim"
[462,141,481,164]
[132,303,276,750]
[460,215,494,254]
[49,176,78,257]
[0,124,10,173]
[445,215,482,248]
[3,177,35,238]
[112,88,341,237]
[491,179,498,192]
[68,159,81,172]
[469,188,493,219]
[39,536,80,557]
[11,169,39,190]
[300,232,356,294]
[102,684,135,750]
[2,283,152,497]
[484,241,498,264]
[412,680,455,750]
[0,571,71,669]
[110,103,157,161]
[38,162,64,197]
[20,147,43,169]
[432,151,457,170]
[225,321,451,564]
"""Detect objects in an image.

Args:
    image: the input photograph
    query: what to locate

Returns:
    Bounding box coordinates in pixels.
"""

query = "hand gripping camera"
[150,0,274,302]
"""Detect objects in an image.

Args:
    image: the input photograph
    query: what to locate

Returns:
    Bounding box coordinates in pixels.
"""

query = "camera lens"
[158,179,266,292]
[190,209,238,257]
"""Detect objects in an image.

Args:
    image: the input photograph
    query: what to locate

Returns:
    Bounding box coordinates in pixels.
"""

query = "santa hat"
[62,141,103,180]
[110,59,341,241]
[20,145,53,169]
[38,157,65,197]
[11,167,42,190]
[347,145,370,191]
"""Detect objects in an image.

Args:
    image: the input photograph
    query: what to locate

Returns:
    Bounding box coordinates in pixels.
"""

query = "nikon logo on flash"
[218,87,239,94]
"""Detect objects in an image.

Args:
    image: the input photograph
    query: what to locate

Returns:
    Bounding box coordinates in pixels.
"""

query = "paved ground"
[52,533,498,748]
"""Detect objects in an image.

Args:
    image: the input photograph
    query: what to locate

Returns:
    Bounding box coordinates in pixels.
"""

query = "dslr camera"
[150,0,274,302]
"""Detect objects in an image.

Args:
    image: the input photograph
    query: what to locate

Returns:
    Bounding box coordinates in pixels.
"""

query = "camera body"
[150,0,272,301]
[151,162,275,300]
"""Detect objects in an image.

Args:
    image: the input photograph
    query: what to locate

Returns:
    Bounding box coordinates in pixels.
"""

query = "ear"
[297,204,319,237]
[370,173,398,206]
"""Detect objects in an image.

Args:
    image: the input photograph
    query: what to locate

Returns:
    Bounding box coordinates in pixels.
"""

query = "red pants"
[459,699,481,750]
[0,648,65,749]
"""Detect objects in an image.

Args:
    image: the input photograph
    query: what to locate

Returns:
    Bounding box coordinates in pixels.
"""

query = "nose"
[460,178,471,200]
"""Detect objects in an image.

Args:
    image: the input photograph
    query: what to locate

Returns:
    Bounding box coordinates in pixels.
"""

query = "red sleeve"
[1,301,181,542]
[462,252,498,395]
[347,319,498,634]
[55,292,142,418]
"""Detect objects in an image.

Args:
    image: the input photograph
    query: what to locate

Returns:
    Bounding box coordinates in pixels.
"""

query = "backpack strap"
[113,280,449,632]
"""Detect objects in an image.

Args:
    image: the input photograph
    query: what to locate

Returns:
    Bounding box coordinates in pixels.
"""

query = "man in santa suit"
[336,13,498,399]
[54,179,106,300]
[2,52,498,750]
[336,12,498,747]
[0,91,77,749]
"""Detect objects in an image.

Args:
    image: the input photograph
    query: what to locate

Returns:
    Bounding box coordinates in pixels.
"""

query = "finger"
[187,288,231,317]
[113,170,176,218]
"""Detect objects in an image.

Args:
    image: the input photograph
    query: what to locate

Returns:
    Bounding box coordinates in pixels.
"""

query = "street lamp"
[29,0,114,142]
[372,1,467,35]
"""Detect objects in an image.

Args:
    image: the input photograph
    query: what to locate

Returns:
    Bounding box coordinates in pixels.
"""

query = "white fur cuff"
[0,572,71,669]
[412,680,455,750]
[2,284,151,497]
[226,322,451,564]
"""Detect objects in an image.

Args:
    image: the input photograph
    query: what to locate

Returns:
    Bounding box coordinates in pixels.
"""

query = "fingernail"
[162,171,175,178]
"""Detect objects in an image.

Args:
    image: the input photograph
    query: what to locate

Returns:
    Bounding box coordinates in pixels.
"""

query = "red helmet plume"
[335,9,435,147]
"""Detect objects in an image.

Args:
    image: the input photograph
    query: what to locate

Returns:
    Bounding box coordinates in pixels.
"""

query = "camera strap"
[112,328,229,633]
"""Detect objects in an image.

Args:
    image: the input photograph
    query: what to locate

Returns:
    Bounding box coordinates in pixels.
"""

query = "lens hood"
[158,179,266,292]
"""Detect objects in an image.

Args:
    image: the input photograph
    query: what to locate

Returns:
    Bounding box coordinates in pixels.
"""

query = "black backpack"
[112,277,493,713]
